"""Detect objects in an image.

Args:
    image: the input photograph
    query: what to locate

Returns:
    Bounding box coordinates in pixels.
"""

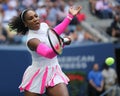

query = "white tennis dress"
[19,23,69,94]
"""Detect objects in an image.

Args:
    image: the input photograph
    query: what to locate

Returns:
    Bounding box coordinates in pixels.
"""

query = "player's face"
[24,10,40,30]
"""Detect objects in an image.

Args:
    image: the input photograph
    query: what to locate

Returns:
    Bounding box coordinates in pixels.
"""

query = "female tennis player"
[9,6,82,96]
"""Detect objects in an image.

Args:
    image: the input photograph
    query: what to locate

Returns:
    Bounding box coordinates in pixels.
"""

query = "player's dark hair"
[8,9,31,35]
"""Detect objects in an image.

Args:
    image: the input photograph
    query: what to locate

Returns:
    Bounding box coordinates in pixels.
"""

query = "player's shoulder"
[40,22,49,28]
[40,22,49,32]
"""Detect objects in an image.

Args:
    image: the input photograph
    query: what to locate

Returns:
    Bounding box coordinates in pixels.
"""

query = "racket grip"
[63,37,71,45]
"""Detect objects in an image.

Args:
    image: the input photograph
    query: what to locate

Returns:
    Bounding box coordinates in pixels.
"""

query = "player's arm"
[53,6,82,35]
[27,38,57,59]
[53,14,73,35]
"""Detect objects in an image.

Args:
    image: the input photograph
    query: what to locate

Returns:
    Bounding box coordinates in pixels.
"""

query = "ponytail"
[8,9,30,35]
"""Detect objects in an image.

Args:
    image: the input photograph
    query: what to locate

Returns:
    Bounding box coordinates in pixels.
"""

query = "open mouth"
[35,22,40,26]
[35,21,40,24]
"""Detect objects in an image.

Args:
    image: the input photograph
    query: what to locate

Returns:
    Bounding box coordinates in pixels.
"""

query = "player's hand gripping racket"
[47,28,71,55]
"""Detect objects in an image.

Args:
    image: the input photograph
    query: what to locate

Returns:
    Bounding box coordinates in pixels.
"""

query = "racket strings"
[47,28,63,55]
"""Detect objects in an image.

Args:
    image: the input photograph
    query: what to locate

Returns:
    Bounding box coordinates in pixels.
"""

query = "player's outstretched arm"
[54,5,82,35]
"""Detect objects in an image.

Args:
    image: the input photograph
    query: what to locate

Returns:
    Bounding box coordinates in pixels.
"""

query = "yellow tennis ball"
[105,57,115,66]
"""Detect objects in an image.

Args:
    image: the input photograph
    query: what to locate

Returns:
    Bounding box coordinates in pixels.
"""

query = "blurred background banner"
[0,42,115,96]
[59,43,115,72]
[0,46,31,96]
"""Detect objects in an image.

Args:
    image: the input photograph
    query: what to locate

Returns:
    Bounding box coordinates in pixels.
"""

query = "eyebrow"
[26,12,37,19]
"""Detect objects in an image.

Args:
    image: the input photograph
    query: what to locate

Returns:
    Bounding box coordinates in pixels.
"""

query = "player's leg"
[24,90,42,96]
[46,83,69,96]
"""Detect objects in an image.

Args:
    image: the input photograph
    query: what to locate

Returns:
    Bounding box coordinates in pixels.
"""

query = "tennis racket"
[47,28,71,55]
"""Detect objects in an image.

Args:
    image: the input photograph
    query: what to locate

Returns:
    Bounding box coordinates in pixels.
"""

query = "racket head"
[47,28,63,55]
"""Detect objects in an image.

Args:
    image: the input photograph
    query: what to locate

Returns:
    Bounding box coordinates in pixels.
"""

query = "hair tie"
[20,9,28,22]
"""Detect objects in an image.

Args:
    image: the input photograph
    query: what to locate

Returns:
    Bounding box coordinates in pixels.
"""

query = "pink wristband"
[67,14,74,20]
